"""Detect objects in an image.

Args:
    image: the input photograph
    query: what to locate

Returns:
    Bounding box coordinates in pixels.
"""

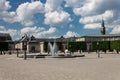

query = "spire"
[101,19,106,35]
[101,19,104,28]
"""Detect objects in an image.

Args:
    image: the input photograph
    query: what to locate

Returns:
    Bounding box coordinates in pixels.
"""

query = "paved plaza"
[0,53,120,80]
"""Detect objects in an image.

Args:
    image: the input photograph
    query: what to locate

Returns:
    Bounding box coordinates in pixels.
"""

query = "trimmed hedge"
[67,41,86,52]
[43,40,120,52]
[92,41,110,51]
[110,40,120,50]
[43,41,87,52]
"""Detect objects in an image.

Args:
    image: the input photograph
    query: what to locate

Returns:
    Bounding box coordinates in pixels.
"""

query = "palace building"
[0,33,15,53]
[0,33,12,41]
[14,20,120,53]
[15,34,76,53]
[76,20,120,52]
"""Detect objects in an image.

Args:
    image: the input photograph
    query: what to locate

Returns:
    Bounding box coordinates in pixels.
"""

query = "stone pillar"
[40,42,44,54]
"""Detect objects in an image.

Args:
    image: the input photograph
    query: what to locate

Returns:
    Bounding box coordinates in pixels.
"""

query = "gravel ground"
[0,53,120,80]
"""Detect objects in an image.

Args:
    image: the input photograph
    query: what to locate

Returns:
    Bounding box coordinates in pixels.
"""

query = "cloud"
[0,0,16,22]
[0,0,71,27]
[64,0,85,8]
[80,10,114,24]
[110,26,120,34]
[15,1,44,26]
[84,23,101,29]
[73,0,120,16]
[64,31,79,38]
[0,1,44,26]
[66,0,120,34]
[35,27,57,38]
[20,26,57,38]
[20,26,45,35]
[44,0,72,26]
[7,29,18,36]
[45,10,71,26]
[0,26,17,37]
[45,0,62,12]
[79,10,114,29]
[0,0,11,11]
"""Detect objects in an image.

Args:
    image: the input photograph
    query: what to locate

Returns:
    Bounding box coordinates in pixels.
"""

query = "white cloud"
[20,26,57,38]
[67,0,120,34]
[64,0,85,8]
[84,23,101,29]
[0,0,11,11]
[7,29,18,36]
[44,0,72,26]
[45,0,62,12]
[45,10,71,26]
[20,26,45,35]
[0,26,17,37]
[35,27,57,38]
[80,10,114,24]
[73,0,120,16]
[1,0,71,27]
[64,31,79,38]
[0,0,16,22]
[15,1,44,26]
[0,1,44,26]
[110,26,120,34]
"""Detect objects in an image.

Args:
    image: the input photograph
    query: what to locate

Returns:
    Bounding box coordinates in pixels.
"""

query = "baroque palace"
[0,20,120,53]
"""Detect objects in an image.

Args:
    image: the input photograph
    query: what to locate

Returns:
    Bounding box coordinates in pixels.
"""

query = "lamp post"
[16,44,19,57]
[16,49,19,57]
[97,42,100,58]
[23,40,27,60]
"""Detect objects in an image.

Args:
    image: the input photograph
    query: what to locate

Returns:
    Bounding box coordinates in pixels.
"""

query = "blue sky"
[0,0,120,40]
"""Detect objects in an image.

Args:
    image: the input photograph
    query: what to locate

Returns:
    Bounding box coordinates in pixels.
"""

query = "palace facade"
[0,33,15,54]
[1,20,120,53]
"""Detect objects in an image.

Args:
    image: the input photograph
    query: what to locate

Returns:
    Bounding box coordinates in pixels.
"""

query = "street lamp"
[16,44,19,57]
[16,48,19,57]
[23,40,27,60]
[97,42,100,58]
[21,34,29,60]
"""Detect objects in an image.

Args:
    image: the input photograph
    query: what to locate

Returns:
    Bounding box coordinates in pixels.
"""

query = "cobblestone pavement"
[0,53,120,80]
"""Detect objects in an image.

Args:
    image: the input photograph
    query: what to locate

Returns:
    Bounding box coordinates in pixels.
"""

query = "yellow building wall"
[40,42,44,53]
[15,43,23,50]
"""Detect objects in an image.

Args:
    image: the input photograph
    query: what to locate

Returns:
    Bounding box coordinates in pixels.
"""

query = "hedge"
[67,41,86,52]
[92,41,110,51]
[43,40,120,52]
[110,40,120,50]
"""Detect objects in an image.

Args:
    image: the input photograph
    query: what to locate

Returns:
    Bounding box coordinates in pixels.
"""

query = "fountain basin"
[19,53,85,58]
[38,54,85,58]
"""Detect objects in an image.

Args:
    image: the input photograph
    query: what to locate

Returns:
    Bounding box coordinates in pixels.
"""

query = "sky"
[0,0,120,40]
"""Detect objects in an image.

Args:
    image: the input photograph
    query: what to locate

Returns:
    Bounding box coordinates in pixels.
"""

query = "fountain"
[21,41,85,58]
[48,42,58,56]
[45,41,79,58]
